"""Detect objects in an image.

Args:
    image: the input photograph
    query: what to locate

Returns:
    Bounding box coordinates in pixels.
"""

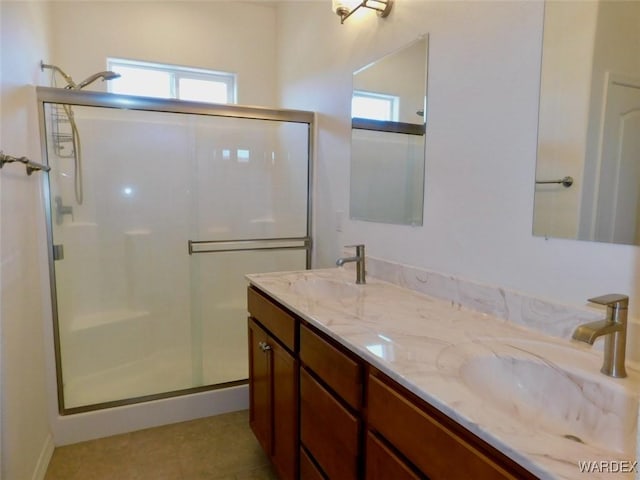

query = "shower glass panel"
[39,89,312,412]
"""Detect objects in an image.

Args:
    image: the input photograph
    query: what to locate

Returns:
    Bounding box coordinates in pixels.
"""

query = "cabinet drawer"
[300,367,360,480]
[365,431,421,480]
[367,374,527,480]
[247,287,296,351]
[300,323,362,409]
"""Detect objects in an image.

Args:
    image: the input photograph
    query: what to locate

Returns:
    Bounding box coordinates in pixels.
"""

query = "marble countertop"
[246,268,640,480]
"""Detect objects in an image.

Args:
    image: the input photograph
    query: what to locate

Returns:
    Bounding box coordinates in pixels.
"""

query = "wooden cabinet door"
[271,334,298,480]
[248,318,271,456]
[248,317,297,480]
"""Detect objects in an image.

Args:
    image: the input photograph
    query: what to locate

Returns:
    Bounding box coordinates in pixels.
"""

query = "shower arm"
[40,61,77,88]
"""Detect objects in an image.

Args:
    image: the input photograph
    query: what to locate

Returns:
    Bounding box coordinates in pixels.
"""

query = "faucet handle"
[588,294,629,309]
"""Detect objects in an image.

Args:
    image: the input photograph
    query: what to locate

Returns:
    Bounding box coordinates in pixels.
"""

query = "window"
[352,90,399,121]
[107,58,237,104]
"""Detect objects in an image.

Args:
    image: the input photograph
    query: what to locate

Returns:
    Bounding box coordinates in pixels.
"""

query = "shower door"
[38,88,312,413]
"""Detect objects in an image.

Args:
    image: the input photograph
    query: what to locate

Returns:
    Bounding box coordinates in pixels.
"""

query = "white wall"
[276,1,640,353]
[0,3,54,479]
[48,1,279,106]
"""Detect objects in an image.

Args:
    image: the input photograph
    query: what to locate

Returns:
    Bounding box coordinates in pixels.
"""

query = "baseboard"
[32,433,54,480]
[52,384,249,446]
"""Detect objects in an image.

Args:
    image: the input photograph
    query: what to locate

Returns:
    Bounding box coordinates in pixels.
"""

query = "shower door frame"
[36,86,314,414]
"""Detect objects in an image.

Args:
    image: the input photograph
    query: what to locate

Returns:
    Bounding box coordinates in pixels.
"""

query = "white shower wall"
[48,104,309,409]
[52,109,192,406]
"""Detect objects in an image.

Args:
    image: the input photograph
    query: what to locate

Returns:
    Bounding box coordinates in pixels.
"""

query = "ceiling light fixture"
[333,0,394,24]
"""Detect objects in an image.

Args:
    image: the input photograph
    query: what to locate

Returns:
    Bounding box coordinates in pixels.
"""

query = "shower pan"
[37,87,313,414]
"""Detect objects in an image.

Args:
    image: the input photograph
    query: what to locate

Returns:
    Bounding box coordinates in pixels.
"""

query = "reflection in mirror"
[350,36,428,225]
[533,1,640,244]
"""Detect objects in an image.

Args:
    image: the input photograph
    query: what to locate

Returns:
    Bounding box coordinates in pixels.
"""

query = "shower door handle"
[188,237,311,255]
[53,244,64,261]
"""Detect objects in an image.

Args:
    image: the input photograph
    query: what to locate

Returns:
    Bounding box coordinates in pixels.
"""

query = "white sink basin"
[289,276,363,300]
[458,346,638,456]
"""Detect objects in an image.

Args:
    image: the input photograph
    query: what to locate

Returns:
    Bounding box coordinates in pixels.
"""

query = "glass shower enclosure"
[37,87,313,413]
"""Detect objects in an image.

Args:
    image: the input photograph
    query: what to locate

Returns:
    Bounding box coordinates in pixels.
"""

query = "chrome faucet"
[572,294,628,378]
[336,244,366,284]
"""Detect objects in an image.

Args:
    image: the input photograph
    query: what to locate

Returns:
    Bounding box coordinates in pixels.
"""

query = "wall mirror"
[350,36,428,226]
[533,1,640,244]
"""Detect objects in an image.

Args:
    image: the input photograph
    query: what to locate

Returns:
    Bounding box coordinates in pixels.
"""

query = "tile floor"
[44,410,278,480]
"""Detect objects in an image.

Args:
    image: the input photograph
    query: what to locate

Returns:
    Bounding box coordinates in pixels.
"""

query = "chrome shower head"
[75,71,121,90]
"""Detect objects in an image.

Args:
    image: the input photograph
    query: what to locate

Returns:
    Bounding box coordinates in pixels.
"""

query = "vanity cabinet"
[247,288,298,480]
[247,286,538,480]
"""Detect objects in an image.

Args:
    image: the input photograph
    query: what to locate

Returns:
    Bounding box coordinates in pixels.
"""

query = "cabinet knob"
[258,341,272,352]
